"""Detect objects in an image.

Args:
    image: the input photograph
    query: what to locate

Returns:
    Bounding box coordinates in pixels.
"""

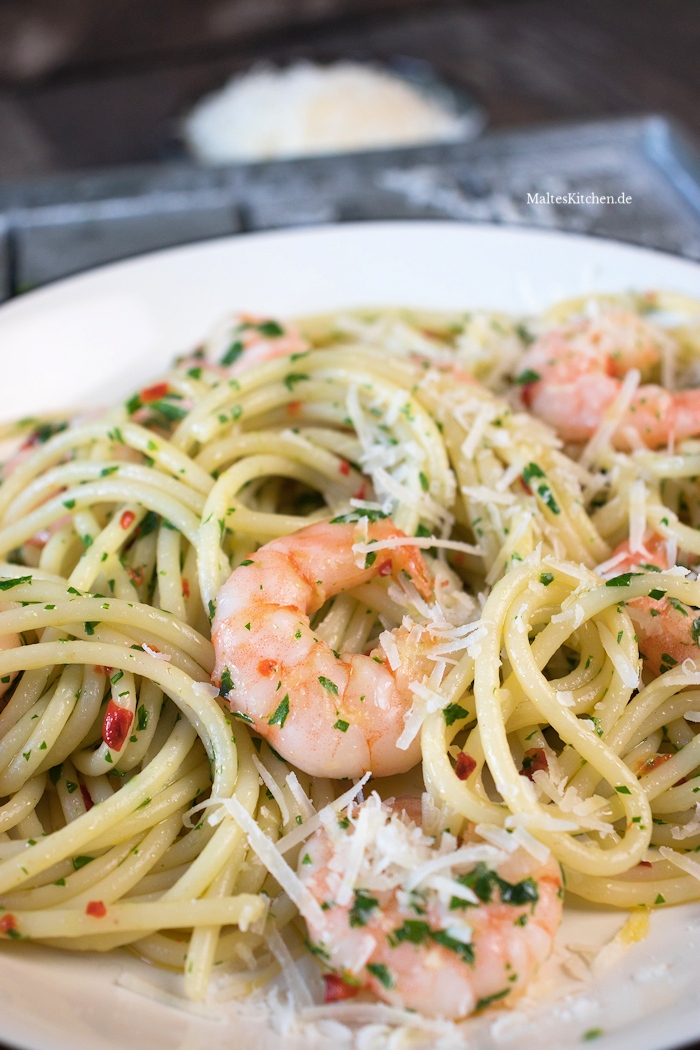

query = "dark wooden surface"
[1,0,700,181]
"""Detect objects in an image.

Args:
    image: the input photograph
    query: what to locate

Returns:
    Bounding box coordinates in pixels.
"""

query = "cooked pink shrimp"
[299,795,563,1019]
[603,533,699,678]
[211,515,434,778]
[518,311,700,449]
[224,314,309,375]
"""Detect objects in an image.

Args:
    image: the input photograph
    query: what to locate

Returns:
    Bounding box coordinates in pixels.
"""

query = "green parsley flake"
[0,575,32,591]
[349,890,379,927]
[475,988,510,1012]
[366,963,394,989]
[606,572,642,587]
[514,368,541,385]
[268,694,290,729]
[443,703,470,726]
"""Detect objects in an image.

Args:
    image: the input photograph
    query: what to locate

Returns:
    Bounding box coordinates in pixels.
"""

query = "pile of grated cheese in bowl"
[183,60,473,164]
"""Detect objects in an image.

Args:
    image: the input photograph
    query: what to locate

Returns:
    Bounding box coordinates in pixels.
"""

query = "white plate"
[1,222,700,1050]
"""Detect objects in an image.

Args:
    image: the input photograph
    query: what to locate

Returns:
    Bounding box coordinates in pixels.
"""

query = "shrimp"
[602,533,699,677]
[224,314,309,375]
[517,311,700,449]
[298,794,563,1019]
[211,515,434,778]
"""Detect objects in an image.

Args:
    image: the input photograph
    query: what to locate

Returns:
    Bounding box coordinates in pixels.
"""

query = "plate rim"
[2,218,700,322]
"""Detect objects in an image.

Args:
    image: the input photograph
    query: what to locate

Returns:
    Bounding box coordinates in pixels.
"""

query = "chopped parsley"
[514,369,541,385]
[349,890,379,927]
[443,702,470,726]
[268,694,290,729]
[366,962,394,989]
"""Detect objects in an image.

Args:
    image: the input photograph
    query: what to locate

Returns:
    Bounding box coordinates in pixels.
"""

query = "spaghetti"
[1,293,700,1018]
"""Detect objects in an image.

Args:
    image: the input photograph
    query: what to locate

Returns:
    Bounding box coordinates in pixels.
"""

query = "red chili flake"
[120,510,136,530]
[378,561,392,576]
[338,460,350,476]
[127,565,144,587]
[182,578,190,599]
[455,752,477,781]
[0,914,17,933]
[323,974,360,1003]
[80,784,94,811]
[86,900,107,918]
[140,382,169,403]
[257,659,276,677]
[520,748,548,780]
[643,754,672,773]
[354,483,367,501]
[287,400,301,415]
[94,665,107,675]
[520,384,535,408]
[103,701,133,751]
[638,860,653,868]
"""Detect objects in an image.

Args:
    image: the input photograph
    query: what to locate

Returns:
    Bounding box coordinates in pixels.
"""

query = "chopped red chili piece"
[0,914,17,933]
[80,784,94,811]
[455,751,477,780]
[520,748,548,780]
[141,382,169,403]
[86,901,107,918]
[338,460,350,476]
[354,483,368,501]
[323,974,360,1003]
[378,561,392,576]
[127,566,144,587]
[520,383,535,409]
[643,754,672,773]
[257,659,276,677]
[182,578,190,599]
[103,701,133,751]
[120,510,136,530]
[287,400,301,415]
[638,860,652,868]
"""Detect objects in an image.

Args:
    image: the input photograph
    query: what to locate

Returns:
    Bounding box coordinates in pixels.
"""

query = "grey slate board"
[0,114,699,299]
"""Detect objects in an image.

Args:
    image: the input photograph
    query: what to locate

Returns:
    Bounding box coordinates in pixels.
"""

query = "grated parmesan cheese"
[222,796,327,928]
[628,479,648,555]
[659,845,700,881]
[285,772,316,821]
[184,61,469,165]
[141,643,171,661]
[265,927,314,1009]
[252,754,290,826]
[275,773,371,856]
[670,802,700,840]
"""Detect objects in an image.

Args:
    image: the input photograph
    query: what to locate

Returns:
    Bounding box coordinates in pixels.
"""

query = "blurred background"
[1,0,698,177]
[1,0,700,296]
